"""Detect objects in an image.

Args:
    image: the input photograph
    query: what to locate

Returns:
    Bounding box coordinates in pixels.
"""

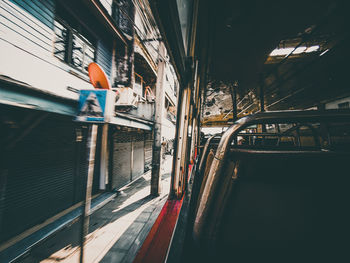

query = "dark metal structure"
[139,1,350,262]
[1,0,350,262]
[170,109,350,262]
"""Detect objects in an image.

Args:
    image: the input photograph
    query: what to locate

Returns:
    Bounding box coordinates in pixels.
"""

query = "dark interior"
[198,0,350,114]
[191,148,350,262]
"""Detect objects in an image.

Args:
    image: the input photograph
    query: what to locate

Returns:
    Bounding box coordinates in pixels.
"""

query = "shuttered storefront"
[0,107,101,242]
[112,131,132,190]
[132,132,145,180]
[144,132,153,171]
[111,128,149,190]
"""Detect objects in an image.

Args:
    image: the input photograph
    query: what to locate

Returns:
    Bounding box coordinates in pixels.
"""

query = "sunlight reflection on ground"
[40,156,172,263]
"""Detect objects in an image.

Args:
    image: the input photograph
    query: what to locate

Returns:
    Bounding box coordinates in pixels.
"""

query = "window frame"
[134,72,145,100]
[53,13,96,74]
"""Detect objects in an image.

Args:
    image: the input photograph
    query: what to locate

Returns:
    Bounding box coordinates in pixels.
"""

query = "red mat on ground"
[133,198,183,263]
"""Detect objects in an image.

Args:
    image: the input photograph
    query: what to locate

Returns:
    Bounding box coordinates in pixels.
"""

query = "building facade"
[0,0,177,252]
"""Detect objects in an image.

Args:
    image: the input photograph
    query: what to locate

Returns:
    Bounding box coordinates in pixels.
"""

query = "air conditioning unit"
[114,87,138,107]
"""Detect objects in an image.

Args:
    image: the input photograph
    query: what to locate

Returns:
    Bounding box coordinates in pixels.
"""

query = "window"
[269,45,319,56]
[53,5,96,73]
[338,102,349,109]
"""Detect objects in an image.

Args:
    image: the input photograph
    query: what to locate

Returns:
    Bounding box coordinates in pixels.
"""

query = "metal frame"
[194,109,350,241]
[198,134,221,174]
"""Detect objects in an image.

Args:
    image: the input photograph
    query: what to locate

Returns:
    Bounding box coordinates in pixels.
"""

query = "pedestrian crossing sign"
[76,90,115,123]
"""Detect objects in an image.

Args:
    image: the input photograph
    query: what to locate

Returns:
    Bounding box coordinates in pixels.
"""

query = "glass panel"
[279,123,294,133]
[54,6,96,73]
[338,102,349,109]
[72,33,84,69]
[235,119,350,150]
[298,123,320,147]
[266,124,277,133]
[53,20,68,61]
[328,122,350,149]
[72,33,95,73]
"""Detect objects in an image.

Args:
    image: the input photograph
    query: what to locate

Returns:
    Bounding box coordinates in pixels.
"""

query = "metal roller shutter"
[74,125,101,203]
[1,113,89,242]
[132,132,145,180]
[73,126,89,203]
[112,131,132,190]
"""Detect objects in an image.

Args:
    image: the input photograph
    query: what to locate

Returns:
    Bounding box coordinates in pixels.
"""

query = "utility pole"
[151,42,166,196]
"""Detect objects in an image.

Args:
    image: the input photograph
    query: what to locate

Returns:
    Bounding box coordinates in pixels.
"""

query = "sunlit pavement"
[20,155,173,263]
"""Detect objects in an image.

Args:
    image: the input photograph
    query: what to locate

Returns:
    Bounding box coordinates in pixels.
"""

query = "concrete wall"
[128,101,155,121]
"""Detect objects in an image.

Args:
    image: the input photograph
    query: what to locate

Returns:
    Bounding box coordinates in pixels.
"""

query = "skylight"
[269,45,320,56]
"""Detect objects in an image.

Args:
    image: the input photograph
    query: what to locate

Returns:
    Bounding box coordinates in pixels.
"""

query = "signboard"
[76,89,115,123]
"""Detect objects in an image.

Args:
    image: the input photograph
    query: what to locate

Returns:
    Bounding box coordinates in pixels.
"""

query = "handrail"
[193,109,350,246]
[237,133,294,137]
[198,134,221,173]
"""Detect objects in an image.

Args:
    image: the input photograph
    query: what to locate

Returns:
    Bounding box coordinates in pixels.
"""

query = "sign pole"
[79,124,98,263]
[77,63,114,262]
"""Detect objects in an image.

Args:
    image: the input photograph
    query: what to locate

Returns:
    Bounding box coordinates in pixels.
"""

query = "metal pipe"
[230,81,238,121]
[238,100,257,116]
[259,79,265,112]
[198,134,219,173]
